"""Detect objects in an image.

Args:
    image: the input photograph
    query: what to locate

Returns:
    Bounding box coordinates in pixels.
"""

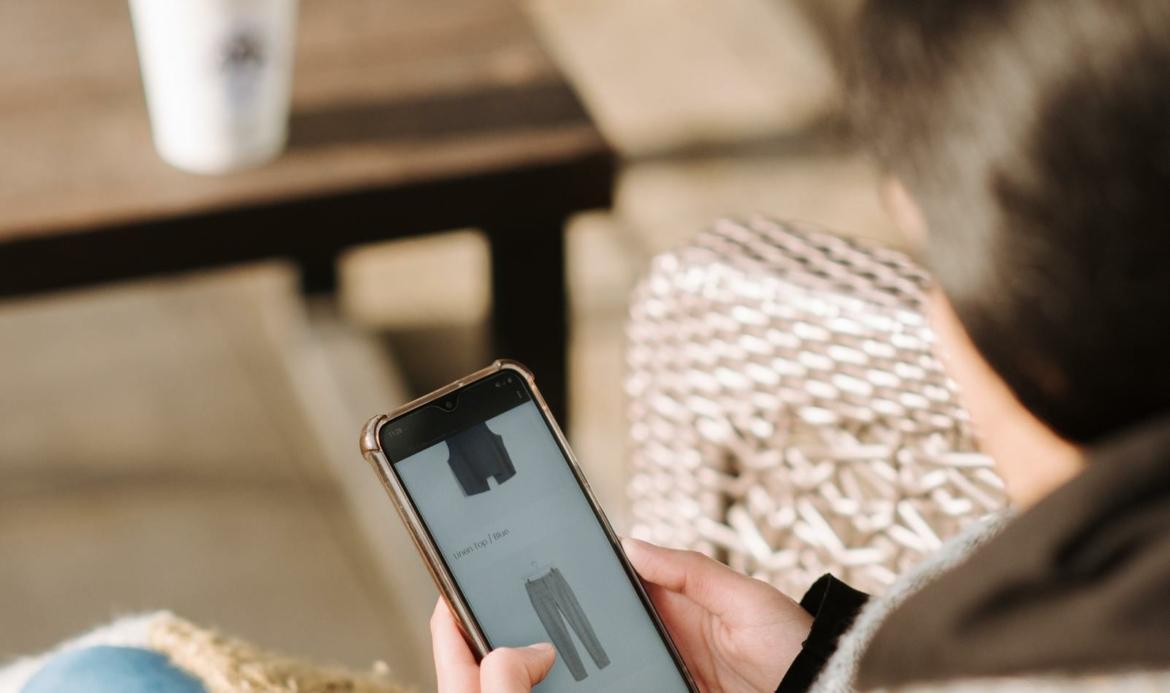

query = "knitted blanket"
[0,612,410,693]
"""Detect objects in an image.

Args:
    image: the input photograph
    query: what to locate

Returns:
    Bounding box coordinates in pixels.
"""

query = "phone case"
[360,359,697,690]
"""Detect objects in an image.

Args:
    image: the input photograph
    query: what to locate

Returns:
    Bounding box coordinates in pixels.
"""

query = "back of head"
[851,0,1170,443]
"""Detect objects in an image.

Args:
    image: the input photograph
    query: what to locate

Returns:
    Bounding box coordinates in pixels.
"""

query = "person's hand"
[431,598,555,692]
[623,537,813,693]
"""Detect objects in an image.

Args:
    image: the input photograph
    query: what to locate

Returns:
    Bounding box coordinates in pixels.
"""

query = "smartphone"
[360,360,697,692]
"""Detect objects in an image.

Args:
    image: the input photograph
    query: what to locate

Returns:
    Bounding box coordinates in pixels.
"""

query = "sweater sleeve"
[776,574,870,693]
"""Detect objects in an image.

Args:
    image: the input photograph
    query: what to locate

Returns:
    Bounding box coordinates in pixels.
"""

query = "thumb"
[479,643,556,692]
[623,537,759,618]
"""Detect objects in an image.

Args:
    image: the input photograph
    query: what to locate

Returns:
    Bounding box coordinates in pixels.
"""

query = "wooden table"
[0,0,615,422]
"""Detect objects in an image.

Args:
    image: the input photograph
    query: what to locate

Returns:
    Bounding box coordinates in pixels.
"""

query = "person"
[431,0,1170,689]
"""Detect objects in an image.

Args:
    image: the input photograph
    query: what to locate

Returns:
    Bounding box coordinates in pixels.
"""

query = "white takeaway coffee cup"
[129,0,297,174]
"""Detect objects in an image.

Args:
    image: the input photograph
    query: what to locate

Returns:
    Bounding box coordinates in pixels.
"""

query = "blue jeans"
[21,645,205,693]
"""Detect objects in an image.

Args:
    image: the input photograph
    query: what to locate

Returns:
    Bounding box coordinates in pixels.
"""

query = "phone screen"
[381,371,691,692]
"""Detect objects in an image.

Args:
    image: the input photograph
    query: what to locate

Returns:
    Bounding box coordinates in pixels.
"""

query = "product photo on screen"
[445,422,517,496]
[525,565,611,682]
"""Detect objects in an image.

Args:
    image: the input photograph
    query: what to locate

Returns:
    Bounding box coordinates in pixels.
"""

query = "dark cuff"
[776,574,870,693]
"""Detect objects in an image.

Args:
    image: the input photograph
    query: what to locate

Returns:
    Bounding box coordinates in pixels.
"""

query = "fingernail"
[528,642,555,654]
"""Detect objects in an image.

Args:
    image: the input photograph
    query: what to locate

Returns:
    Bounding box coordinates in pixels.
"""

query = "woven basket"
[626,218,1006,596]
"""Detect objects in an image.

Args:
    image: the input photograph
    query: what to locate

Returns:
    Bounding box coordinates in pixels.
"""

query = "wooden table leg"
[297,252,341,294]
[487,220,569,426]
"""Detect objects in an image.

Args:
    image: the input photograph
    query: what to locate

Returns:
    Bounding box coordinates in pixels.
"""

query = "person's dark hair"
[851,0,1170,443]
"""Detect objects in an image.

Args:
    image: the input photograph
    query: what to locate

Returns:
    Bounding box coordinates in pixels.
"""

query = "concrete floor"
[0,0,902,688]
[0,267,424,679]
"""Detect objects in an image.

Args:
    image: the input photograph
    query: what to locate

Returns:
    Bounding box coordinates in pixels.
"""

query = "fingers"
[431,599,480,693]
[432,599,556,692]
[479,643,556,692]
[622,537,757,618]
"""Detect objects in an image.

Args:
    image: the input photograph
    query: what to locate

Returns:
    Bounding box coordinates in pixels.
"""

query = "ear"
[881,177,928,248]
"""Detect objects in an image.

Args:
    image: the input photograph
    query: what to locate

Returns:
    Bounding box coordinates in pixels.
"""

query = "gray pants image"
[525,568,611,681]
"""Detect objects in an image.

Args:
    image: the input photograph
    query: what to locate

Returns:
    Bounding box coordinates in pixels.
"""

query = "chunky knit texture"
[0,612,410,693]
